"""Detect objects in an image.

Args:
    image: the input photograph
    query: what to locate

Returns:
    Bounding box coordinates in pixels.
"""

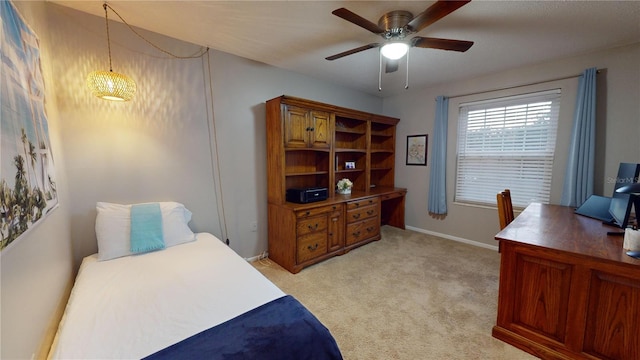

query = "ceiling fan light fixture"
[380,42,409,60]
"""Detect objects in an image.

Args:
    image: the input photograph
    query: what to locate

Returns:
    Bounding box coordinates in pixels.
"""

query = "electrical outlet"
[249,221,257,232]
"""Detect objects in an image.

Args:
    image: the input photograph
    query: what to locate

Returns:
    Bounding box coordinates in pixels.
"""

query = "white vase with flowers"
[336,178,353,195]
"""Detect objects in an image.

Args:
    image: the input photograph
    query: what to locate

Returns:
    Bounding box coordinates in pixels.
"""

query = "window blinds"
[455,89,561,207]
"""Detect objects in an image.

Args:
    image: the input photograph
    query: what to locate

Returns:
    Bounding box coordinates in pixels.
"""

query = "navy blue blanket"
[144,295,343,360]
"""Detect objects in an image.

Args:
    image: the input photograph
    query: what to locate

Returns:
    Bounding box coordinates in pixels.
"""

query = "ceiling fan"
[326,0,474,88]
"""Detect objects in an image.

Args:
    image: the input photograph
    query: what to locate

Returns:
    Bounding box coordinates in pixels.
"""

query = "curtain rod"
[443,69,601,100]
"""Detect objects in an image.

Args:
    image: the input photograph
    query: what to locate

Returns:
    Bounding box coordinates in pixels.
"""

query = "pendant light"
[87,3,136,101]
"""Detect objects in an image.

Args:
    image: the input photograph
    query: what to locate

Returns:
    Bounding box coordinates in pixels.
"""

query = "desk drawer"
[346,204,378,224]
[347,197,379,210]
[346,217,380,246]
[297,232,327,263]
[296,216,328,237]
[380,191,405,201]
[296,204,340,219]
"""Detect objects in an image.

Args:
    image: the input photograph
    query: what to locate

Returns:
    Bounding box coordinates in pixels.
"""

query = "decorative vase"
[337,188,351,195]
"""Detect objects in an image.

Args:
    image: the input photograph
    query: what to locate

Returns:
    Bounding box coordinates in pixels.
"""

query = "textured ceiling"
[50,0,640,97]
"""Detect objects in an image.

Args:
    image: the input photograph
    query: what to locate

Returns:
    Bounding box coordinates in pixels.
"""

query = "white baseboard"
[405,225,499,252]
[245,255,262,262]
[245,250,268,262]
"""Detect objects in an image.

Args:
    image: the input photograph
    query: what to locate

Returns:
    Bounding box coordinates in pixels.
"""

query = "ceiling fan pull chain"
[378,50,383,91]
[405,48,410,89]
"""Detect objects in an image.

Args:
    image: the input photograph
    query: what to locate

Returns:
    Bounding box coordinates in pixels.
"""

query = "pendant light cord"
[102,3,113,71]
[98,2,226,241]
[204,51,230,245]
[103,2,209,59]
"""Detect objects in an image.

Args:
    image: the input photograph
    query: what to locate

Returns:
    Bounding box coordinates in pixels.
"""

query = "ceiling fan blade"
[407,0,471,33]
[326,43,380,61]
[412,37,473,52]
[385,59,399,73]
[332,8,385,34]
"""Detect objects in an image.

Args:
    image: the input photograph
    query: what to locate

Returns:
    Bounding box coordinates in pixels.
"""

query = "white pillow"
[95,201,196,261]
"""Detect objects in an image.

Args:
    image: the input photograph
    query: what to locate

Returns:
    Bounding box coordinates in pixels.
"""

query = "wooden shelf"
[285,148,330,153]
[335,127,366,135]
[371,132,393,137]
[335,148,367,153]
[336,169,364,174]
[285,171,330,177]
[371,167,393,171]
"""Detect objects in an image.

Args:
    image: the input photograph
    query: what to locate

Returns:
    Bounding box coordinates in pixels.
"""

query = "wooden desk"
[493,203,640,360]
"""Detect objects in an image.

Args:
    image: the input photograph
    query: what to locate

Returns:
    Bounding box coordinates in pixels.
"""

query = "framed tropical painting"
[1,1,59,251]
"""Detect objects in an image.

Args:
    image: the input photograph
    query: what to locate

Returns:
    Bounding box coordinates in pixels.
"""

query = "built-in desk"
[493,203,640,360]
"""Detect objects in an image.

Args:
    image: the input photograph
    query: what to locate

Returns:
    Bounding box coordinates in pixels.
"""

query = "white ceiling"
[50,1,640,97]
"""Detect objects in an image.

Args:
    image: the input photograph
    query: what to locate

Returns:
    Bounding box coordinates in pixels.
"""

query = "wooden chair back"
[497,189,515,230]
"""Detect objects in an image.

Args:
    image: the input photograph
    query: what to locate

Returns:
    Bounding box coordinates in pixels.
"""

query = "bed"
[48,202,342,359]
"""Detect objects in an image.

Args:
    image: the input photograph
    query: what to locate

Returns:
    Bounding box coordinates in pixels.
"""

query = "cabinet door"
[583,271,640,360]
[284,105,310,148]
[512,254,572,343]
[309,111,331,149]
[327,209,344,252]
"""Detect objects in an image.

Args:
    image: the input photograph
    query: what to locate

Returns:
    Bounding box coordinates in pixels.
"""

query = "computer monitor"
[608,162,640,229]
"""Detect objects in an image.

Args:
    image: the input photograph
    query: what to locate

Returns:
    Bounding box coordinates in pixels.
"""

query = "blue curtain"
[428,96,449,214]
[560,67,597,207]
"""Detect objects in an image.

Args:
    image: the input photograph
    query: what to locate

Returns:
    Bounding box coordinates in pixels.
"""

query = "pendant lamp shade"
[88,3,136,101]
[87,70,136,101]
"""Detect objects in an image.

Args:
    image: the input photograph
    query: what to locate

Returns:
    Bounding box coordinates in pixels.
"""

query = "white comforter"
[48,233,284,359]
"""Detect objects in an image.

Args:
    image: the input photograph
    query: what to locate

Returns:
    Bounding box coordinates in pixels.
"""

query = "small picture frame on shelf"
[406,134,427,166]
[345,161,356,169]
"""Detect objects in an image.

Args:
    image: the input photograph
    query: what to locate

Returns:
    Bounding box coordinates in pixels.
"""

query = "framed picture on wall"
[406,134,428,166]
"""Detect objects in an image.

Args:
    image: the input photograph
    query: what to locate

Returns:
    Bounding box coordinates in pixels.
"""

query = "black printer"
[286,187,329,203]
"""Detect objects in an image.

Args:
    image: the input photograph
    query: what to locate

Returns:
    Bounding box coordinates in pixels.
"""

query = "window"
[455,89,561,207]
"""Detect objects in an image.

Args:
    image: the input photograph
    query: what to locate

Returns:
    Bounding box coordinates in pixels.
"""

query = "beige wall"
[43,3,382,265]
[1,1,73,359]
[46,3,223,267]
[385,43,640,248]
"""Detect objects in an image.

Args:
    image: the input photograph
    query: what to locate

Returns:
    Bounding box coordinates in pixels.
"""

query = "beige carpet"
[252,226,537,360]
